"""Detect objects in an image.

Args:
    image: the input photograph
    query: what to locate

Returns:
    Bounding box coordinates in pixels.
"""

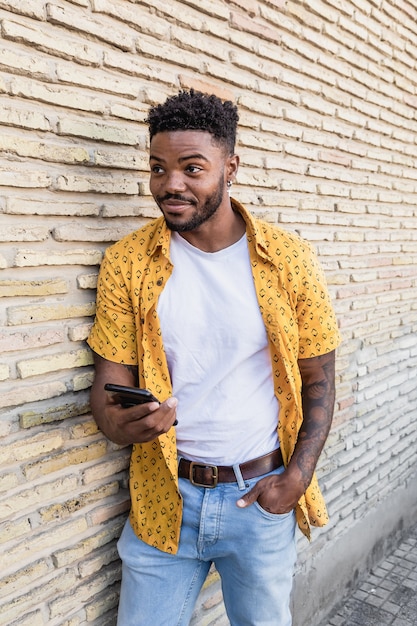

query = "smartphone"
[104,383,159,408]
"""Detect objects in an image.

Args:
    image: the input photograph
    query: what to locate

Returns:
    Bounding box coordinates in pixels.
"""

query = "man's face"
[149,130,235,232]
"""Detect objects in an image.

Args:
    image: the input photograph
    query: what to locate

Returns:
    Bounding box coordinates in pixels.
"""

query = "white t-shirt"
[157,232,279,465]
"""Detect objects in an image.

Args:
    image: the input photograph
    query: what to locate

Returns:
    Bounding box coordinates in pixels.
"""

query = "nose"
[164,170,187,194]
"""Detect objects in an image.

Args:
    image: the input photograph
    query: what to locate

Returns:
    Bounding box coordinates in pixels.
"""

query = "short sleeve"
[87,246,138,365]
[296,242,341,359]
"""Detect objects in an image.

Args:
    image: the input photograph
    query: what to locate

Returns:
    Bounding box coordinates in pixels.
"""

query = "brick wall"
[1,1,416,624]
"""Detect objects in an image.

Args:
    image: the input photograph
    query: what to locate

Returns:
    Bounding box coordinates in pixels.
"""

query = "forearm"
[286,350,336,492]
[90,352,137,442]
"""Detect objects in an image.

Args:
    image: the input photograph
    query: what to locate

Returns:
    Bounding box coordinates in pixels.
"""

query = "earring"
[227,180,232,195]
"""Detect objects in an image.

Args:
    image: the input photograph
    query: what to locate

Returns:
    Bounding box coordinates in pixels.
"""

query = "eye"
[151,164,164,174]
[186,165,202,174]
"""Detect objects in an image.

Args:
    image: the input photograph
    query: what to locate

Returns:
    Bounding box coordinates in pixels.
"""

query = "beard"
[157,175,225,232]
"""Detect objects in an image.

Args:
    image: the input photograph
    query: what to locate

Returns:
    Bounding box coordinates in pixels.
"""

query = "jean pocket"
[254,501,294,521]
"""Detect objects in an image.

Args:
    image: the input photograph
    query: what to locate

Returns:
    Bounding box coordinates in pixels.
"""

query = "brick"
[0,476,78,521]
[230,10,280,42]
[0,430,64,465]
[82,451,131,484]
[10,76,106,114]
[57,116,140,145]
[0,559,50,600]
[0,328,66,353]
[0,517,32,545]
[2,18,102,65]
[14,249,102,267]
[17,348,93,379]
[92,0,171,36]
[7,302,96,325]
[0,0,45,18]
[68,322,93,341]
[53,223,139,242]
[0,363,9,380]
[0,278,68,297]
[48,564,120,619]
[56,63,139,97]
[0,167,51,189]
[52,520,124,568]
[0,381,67,410]
[0,45,53,79]
[55,173,139,194]
[39,482,119,523]
[47,3,135,51]
[7,197,100,216]
[23,441,107,480]
[1,563,80,621]
[0,225,48,242]
[0,133,90,165]
[19,399,90,428]
[0,102,50,131]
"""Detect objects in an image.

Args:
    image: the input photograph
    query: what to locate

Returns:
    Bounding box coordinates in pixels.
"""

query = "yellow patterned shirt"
[87,199,341,553]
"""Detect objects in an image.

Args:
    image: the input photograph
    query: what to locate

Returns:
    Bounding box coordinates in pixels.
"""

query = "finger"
[236,485,259,508]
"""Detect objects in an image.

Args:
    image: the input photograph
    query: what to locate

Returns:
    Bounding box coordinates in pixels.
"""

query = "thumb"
[236,485,259,509]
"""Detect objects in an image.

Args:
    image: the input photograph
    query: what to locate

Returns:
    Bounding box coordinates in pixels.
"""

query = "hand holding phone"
[104,383,178,426]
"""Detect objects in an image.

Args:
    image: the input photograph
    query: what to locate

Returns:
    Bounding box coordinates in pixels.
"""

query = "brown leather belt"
[178,449,283,489]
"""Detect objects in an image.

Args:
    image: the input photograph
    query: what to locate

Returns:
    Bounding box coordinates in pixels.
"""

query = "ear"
[226,154,239,183]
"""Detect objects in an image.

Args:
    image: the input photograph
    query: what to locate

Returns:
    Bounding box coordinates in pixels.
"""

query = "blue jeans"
[117,465,297,626]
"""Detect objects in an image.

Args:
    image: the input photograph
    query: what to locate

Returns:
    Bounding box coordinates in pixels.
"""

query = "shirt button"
[156,278,163,286]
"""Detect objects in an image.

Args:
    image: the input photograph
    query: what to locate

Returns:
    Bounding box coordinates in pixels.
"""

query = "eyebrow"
[149,153,209,163]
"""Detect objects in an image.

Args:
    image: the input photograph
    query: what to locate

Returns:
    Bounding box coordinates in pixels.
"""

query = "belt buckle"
[189,462,219,488]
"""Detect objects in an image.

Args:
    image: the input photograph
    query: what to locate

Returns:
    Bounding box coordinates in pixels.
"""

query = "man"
[88,90,341,626]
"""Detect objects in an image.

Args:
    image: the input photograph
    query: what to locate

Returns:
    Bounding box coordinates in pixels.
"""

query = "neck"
[178,203,246,252]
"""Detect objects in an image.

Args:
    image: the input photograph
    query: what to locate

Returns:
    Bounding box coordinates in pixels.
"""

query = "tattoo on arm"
[294,351,336,490]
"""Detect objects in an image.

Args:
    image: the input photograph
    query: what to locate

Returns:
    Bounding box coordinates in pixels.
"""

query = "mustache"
[157,193,196,205]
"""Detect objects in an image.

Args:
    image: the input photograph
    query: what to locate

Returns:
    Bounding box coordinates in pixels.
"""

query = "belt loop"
[233,463,247,490]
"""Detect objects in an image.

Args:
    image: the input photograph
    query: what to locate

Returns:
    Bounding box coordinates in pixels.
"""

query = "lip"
[162,200,193,213]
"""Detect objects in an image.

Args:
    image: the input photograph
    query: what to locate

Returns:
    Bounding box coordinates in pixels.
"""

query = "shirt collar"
[147,198,271,261]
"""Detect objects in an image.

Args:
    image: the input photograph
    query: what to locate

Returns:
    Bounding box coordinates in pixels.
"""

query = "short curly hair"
[147,89,239,155]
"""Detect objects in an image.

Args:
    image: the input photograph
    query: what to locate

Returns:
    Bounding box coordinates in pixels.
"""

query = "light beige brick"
[48,563,120,619]
[53,222,140,242]
[0,102,50,131]
[76,273,98,290]
[55,173,139,194]
[6,302,95,326]
[57,116,140,145]
[0,168,51,189]
[0,328,66,353]
[0,363,9,381]
[2,18,102,65]
[14,248,102,267]
[10,75,106,114]
[0,476,78,521]
[0,133,90,165]
[23,441,107,480]
[68,322,93,341]
[17,348,94,378]
[6,197,100,216]
[0,518,32,546]
[0,0,45,18]
[0,430,64,465]
[19,399,90,428]
[56,63,138,97]
[0,45,52,79]
[39,482,119,522]
[47,2,135,51]
[0,278,68,297]
[52,520,124,568]
[0,381,67,409]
